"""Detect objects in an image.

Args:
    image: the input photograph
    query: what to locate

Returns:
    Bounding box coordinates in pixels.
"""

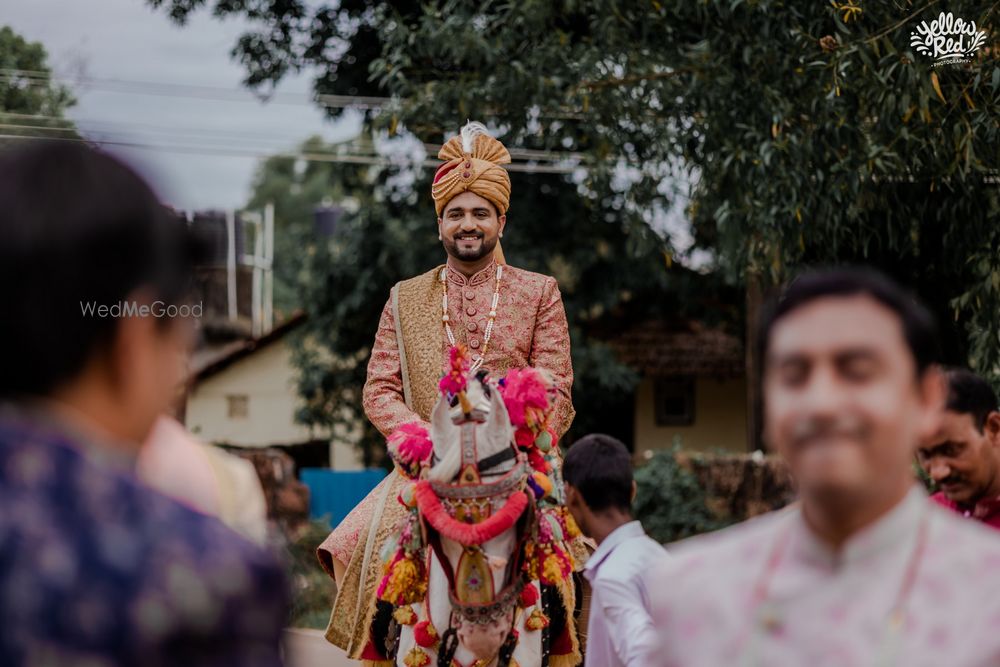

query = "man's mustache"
[790,414,868,446]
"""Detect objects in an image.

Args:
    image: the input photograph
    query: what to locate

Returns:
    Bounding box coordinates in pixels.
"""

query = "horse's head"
[427,368,515,484]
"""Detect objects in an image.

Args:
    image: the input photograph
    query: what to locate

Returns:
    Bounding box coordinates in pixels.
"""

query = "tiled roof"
[611,320,744,378]
[190,311,308,381]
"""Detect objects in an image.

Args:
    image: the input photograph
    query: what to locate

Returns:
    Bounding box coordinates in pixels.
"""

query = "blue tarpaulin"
[299,468,387,527]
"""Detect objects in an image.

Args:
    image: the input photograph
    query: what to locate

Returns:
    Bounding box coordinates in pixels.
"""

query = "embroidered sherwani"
[318,259,576,661]
[648,487,1000,667]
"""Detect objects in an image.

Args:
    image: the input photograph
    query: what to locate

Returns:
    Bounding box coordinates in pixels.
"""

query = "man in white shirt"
[649,268,1000,666]
[562,433,666,667]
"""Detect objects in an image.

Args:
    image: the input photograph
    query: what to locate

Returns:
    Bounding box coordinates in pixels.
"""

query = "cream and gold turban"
[431,121,512,216]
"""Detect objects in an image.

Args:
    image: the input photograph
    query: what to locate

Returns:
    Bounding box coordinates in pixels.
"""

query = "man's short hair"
[562,433,633,513]
[0,142,201,399]
[943,367,998,432]
[757,267,940,376]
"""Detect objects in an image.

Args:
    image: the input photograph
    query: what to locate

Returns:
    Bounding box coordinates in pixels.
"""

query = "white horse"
[395,371,544,667]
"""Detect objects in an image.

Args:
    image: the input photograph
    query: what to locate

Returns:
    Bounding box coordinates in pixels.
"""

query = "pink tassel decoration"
[388,422,433,479]
[439,345,470,395]
[499,367,551,428]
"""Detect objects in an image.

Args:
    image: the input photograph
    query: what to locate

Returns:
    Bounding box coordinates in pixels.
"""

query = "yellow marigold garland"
[525,608,550,631]
[393,605,417,626]
[403,647,431,667]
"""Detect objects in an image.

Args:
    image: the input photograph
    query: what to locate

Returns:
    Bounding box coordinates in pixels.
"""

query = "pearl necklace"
[440,264,502,372]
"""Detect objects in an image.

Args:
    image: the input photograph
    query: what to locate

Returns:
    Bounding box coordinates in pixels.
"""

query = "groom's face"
[439,191,506,263]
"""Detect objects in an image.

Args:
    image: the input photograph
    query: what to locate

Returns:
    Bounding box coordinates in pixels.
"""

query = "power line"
[0,68,591,119]
[1,69,423,113]
[0,112,594,165]
[0,69,329,107]
[0,122,342,153]
[0,132,582,174]
[1,111,334,145]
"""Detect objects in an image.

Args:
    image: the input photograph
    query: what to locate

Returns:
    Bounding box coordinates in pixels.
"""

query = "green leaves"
[633,447,728,544]
[0,26,78,138]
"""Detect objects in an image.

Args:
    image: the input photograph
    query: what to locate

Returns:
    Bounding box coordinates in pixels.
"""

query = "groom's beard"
[443,231,498,262]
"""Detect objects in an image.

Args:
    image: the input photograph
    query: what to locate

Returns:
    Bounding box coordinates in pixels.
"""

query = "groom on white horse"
[377,346,580,666]
[318,122,582,666]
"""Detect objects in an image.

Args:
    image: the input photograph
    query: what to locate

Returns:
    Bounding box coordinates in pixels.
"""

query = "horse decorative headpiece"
[377,345,579,667]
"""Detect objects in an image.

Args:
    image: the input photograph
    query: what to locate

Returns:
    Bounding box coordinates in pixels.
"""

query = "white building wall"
[185,340,363,470]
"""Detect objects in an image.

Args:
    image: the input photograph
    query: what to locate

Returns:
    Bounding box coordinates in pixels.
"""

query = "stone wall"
[677,451,796,522]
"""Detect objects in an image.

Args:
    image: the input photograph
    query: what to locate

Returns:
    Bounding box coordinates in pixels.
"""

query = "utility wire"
[0,68,591,119]
[0,132,582,174]
[1,113,593,165]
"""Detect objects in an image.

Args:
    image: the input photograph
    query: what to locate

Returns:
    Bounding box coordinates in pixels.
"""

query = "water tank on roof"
[191,210,246,266]
[314,205,344,237]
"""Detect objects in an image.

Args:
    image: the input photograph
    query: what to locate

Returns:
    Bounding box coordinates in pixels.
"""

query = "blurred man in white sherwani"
[649,269,1000,667]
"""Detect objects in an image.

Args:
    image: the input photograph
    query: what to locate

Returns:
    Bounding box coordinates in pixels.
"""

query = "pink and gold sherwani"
[317,256,575,658]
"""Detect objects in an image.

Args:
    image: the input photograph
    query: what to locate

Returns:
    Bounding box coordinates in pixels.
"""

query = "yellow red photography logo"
[910,12,988,66]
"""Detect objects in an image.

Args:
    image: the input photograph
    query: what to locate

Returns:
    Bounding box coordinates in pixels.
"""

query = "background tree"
[153,0,1000,450]
[0,25,77,139]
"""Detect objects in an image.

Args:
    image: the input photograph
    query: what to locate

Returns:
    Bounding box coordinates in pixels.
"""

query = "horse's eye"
[475,370,491,397]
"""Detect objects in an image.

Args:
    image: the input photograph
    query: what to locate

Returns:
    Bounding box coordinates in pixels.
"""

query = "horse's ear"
[430,394,450,444]
[428,394,462,481]
[486,385,514,452]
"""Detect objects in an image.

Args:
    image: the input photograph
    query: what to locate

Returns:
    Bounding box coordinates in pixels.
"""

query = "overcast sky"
[6,0,360,210]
